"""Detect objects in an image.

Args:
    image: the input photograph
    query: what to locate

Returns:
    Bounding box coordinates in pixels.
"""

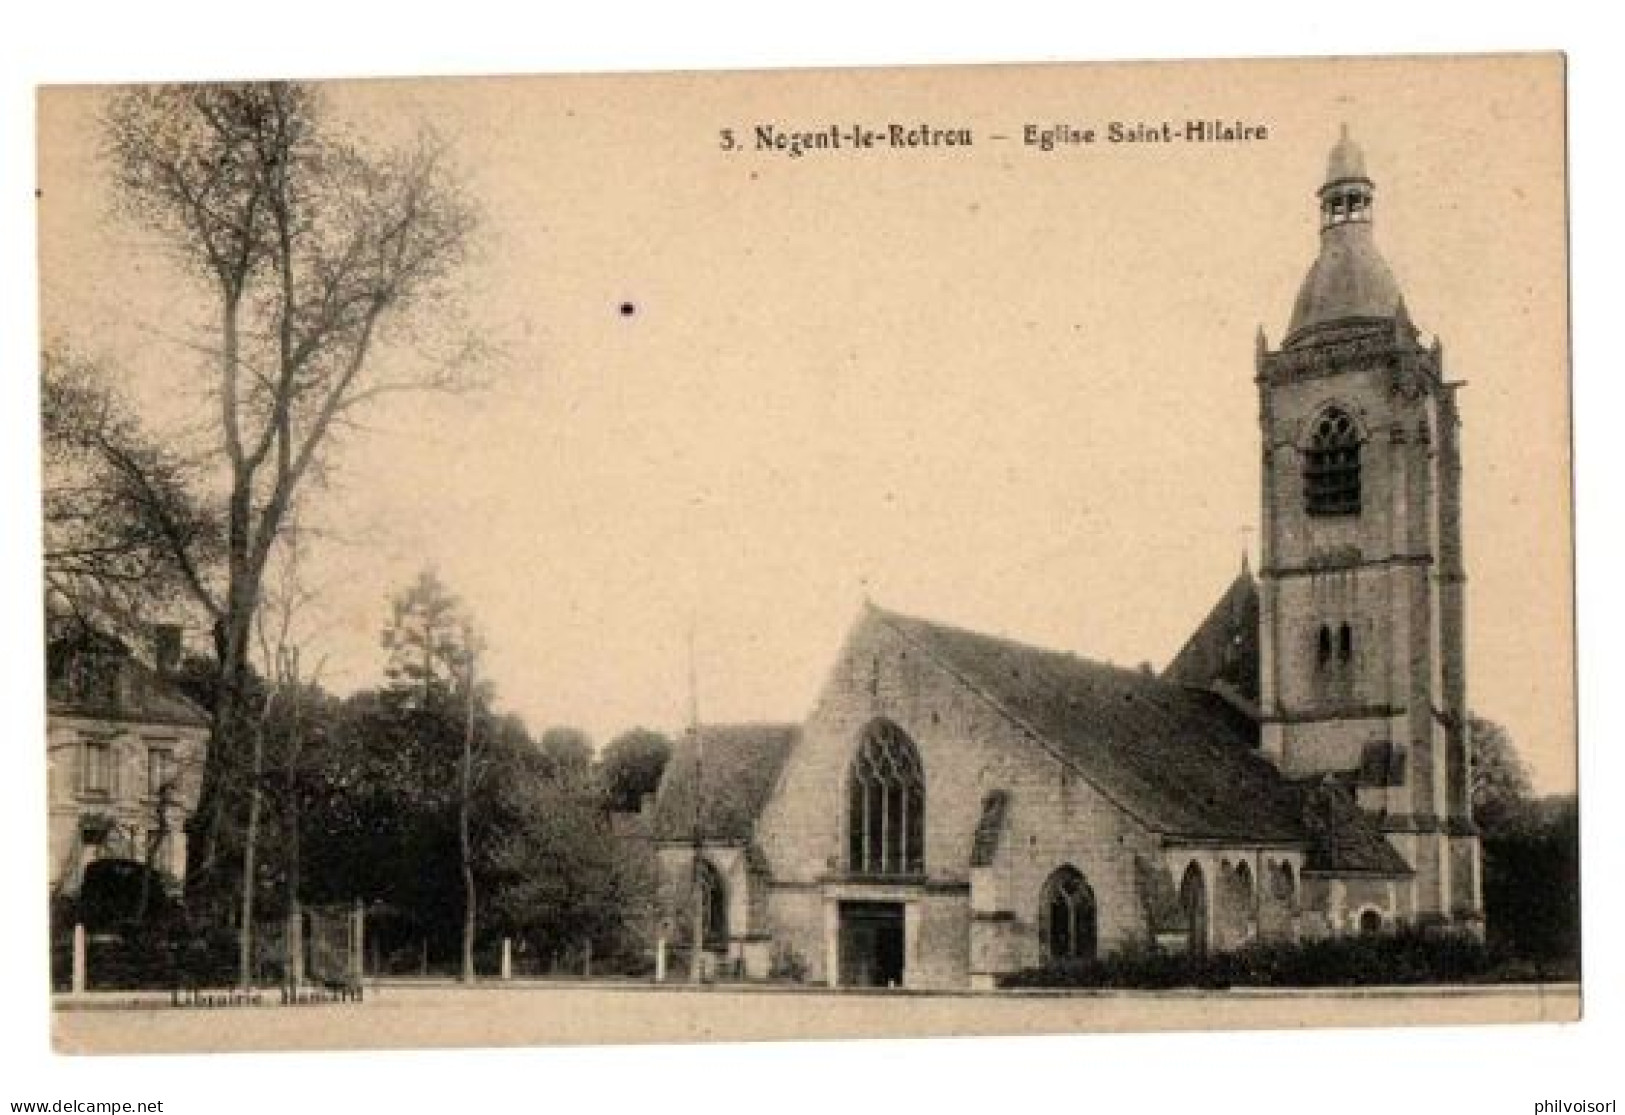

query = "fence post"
[500,937,512,981]
[71,923,86,994]
[655,935,667,983]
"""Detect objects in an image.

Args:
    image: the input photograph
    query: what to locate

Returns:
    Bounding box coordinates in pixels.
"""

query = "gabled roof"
[648,723,799,843]
[1163,564,1260,708]
[873,606,1302,844]
[870,605,1409,876]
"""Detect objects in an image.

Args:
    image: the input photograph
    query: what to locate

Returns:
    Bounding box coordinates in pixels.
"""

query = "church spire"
[1284,126,1405,345]
[1319,124,1374,232]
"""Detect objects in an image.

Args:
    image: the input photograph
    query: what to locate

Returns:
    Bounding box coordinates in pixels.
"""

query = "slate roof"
[1286,227,1402,345]
[648,723,799,843]
[46,632,209,729]
[871,606,1409,875]
[1299,781,1414,876]
[1163,564,1260,708]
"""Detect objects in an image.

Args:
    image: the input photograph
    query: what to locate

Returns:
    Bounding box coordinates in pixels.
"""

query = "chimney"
[151,624,182,677]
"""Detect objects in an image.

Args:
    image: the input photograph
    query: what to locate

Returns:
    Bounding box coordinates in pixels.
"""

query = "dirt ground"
[52,981,1581,1054]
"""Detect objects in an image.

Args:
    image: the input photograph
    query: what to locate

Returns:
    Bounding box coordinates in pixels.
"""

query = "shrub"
[999,929,1503,990]
[768,943,809,984]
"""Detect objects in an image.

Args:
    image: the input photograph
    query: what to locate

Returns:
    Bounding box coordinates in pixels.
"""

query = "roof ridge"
[867,603,1149,685]
[868,607,1165,833]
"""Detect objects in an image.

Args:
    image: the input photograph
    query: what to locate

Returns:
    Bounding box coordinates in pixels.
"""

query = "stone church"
[647,129,1483,990]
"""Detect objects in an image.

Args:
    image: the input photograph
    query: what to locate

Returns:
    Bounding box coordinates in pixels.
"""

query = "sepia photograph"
[21,47,1582,1067]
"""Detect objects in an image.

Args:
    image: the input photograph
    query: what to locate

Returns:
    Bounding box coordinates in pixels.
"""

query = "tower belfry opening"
[1255,128,1482,934]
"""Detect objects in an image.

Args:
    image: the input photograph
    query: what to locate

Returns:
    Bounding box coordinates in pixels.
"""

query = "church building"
[647,129,1484,990]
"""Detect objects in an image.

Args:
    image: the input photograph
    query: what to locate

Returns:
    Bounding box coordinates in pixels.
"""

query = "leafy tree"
[597,728,674,812]
[1466,714,1579,969]
[1470,714,1534,833]
[481,749,656,970]
[381,569,476,708]
[378,570,483,982]
[100,81,481,902]
[537,726,594,783]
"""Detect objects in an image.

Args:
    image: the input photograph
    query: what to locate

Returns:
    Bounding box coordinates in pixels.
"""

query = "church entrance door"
[838,901,905,988]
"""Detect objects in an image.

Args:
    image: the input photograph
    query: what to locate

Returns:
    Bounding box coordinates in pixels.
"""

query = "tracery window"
[1304,407,1362,516]
[846,720,925,876]
[1040,866,1098,963]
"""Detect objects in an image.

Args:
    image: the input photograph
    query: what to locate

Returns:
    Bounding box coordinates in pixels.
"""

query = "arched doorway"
[1039,866,1098,963]
[1179,861,1209,957]
[692,857,727,951]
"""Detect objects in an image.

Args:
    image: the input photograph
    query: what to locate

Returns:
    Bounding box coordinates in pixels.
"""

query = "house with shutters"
[45,622,209,907]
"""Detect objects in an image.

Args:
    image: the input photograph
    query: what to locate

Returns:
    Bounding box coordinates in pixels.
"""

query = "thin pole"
[459,646,478,984]
[688,619,705,984]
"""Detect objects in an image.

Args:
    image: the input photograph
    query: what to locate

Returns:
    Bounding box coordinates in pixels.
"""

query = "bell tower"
[1255,127,1481,931]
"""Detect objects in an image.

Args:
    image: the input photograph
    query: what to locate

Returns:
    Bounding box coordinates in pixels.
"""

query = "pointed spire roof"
[1324,123,1369,185]
[1162,564,1259,707]
[1285,127,1406,346]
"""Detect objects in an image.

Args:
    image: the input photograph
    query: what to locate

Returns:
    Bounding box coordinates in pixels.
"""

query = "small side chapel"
[646,129,1484,990]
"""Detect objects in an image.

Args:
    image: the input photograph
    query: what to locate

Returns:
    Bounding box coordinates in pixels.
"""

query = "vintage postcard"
[34,52,1575,1054]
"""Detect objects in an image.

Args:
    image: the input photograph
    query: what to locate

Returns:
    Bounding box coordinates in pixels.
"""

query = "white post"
[655,935,667,983]
[71,923,87,994]
[500,937,513,981]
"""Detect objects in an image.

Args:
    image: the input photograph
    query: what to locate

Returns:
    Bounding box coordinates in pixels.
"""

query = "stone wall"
[46,715,205,896]
[755,611,1161,988]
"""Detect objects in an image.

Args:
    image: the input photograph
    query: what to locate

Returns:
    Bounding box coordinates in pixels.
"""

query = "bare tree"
[40,345,220,638]
[101,82,481,900]
[239,531,325,990]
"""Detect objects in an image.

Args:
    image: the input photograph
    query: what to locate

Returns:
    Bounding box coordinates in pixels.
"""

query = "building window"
[82,737,113,797]
[1317,625,1333,667]
[1040,866,1098,963]
[1179,861,1209,957]
[147,746,175,800]
[1338,623,1354,663]
[1304,407,1362,516]
[846,720,925,876]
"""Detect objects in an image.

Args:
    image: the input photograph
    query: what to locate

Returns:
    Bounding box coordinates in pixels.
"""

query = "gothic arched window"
[1040,866,1098,963]
[1180,861,1209,957]
[847,720,925,876]
[1304,407,1362,516]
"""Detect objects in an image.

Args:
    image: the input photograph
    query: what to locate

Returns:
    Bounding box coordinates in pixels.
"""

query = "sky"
[33,55,1574,792]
